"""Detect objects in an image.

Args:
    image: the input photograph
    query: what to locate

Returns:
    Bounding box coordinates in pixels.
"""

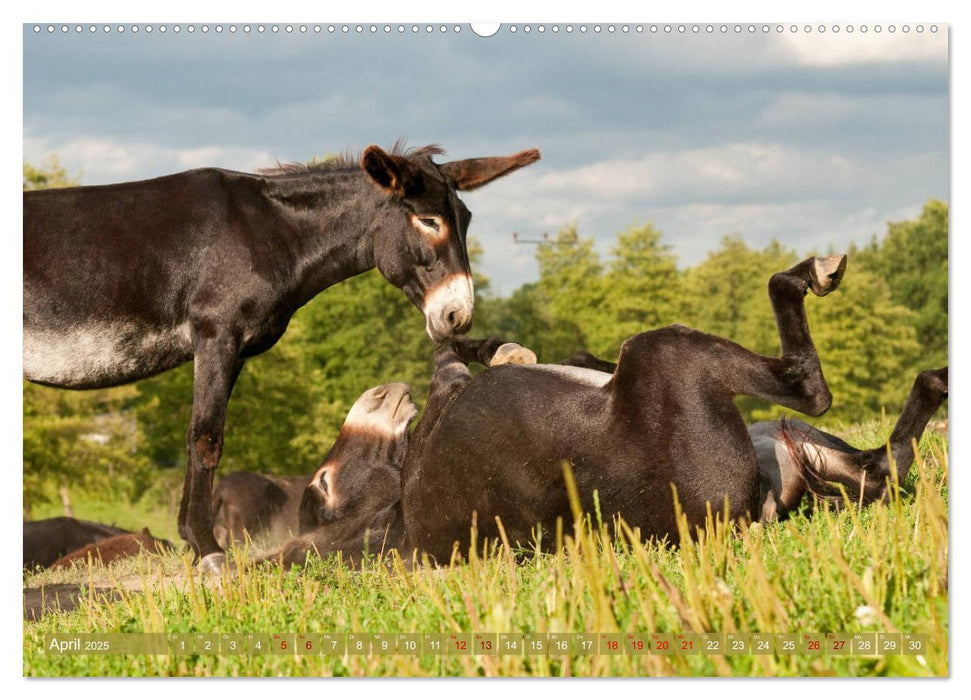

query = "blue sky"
[23,23,948,294]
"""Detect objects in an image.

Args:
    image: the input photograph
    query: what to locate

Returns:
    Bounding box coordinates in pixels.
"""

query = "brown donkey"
[212,471,309,550]
[259,383,417,569]
[749,367,948,521]
[562,358,948,521]
[401,256,846,561]
[24,143,540,571]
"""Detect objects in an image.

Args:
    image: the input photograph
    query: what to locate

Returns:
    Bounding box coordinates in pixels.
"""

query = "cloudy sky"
[23,23,948,294]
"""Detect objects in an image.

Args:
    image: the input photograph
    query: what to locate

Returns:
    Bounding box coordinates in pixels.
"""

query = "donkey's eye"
[318,471,330,495]
[419,218,440,232]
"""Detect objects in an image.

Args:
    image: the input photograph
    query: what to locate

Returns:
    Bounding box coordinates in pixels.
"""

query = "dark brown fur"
[23,517,129,569]
[400,256,846,561]
[24,144,540,565]
[50,531,174,569]
[212,472,309,549]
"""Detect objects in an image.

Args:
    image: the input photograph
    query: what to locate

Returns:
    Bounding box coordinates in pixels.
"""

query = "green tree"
[858,200,948,368]
[683,236,799,356]
[23,383,151,517]
[23,155,78,190]
[599,223,684,356]
[477,282,586,364]
[802,269,924,424]
[533,224,607,358]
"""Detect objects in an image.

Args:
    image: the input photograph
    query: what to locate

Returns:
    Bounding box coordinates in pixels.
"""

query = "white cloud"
[530,142,864,204]
[23,134,276,184]
[461,140,944,290]
[776,28,947,67]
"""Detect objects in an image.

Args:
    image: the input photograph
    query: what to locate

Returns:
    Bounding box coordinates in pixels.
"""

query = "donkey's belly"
[23,321,193,389]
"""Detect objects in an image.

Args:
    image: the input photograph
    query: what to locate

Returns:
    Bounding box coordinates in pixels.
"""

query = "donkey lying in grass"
[266,256,848,568]
[400,255,846,561]
[212,471,309,549]
[24,143,540,571]
[560,358,948,522]
[51,531,175,570]
[749,367,948,521]
[23,517,130,569]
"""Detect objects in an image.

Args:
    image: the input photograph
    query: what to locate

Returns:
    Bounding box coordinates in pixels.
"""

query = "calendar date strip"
[43,632,931,657]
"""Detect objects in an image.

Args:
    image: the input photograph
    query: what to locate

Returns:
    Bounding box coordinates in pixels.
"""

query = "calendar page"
[21,18,949,679]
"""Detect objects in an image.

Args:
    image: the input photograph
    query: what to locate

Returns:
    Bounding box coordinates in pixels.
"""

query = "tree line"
[22,158,947,514]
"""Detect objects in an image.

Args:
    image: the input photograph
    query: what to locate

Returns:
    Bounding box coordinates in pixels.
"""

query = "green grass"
[22,421,948,677]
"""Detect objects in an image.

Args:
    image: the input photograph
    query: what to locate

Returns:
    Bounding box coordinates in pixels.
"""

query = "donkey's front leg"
[446,336,536,368]
[178,333,243,571]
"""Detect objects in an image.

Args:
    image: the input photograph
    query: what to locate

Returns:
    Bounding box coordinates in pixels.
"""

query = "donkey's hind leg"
[724,255,846,416]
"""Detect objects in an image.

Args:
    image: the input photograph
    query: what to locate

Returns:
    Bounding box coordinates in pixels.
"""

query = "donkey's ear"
[361,145,419,197]
[440,148,541,191]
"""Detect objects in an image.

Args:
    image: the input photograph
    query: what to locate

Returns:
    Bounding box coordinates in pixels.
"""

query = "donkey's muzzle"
[427,303,473,342]
[423,273,475,341]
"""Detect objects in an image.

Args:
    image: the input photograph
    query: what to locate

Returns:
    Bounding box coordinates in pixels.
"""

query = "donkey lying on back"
[260,341,539,568]
[263,256,848,568]
[400,255,847,560]
[295,356,945,568]
[24,143,540,571]
[559,357,948,522]
[258,383,417,568]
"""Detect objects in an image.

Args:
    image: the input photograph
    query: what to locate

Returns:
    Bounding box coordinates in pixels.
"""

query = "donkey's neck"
[264,172,380,307]
[872,381,943,481]
[333,429,408,469]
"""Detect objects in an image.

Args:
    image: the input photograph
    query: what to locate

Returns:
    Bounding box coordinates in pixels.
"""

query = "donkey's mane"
[258,141,445,176]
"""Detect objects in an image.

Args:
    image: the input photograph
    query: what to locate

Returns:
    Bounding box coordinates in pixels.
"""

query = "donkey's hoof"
[198,552,228,574]
[489,343,537,367]
[809,254,847,296]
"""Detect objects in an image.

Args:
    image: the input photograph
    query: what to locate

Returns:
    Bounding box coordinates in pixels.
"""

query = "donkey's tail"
[777,417,851,507]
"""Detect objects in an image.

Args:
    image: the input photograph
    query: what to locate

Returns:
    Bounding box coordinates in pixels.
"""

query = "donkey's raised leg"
[178,334,243,571]
[723,255,847,414]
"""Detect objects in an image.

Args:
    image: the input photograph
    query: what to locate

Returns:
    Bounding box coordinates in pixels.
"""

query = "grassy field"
[22,419,948,678]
